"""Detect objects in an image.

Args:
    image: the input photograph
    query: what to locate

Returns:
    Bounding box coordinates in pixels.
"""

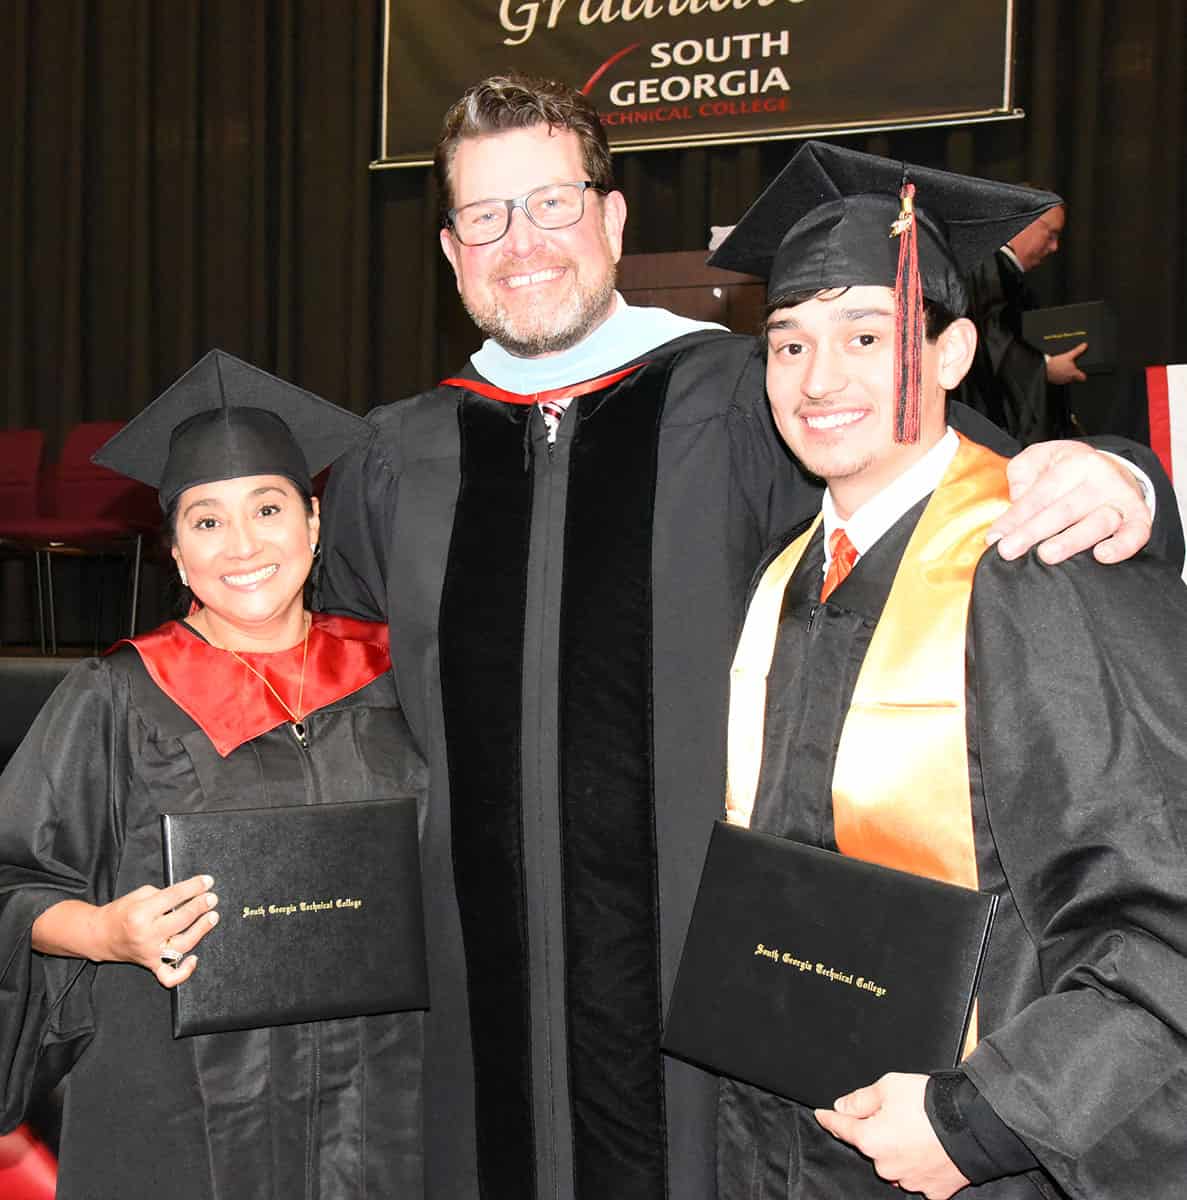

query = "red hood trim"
[112,614,391,757]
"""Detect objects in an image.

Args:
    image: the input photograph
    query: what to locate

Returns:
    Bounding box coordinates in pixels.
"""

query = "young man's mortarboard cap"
[709,140,1061,312]
[92,350,371,511]
[709,141,1062,442]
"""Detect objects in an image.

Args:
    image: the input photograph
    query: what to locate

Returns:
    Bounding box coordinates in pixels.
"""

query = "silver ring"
[160,942,184,967]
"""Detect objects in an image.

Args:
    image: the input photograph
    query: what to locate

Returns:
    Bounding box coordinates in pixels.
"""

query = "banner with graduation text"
[376,0,1017,167]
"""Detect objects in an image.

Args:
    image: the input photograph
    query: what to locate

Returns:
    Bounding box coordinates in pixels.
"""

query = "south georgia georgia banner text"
[376,0,1018,167]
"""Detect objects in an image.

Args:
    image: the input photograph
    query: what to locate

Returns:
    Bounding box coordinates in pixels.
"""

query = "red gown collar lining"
[439,363,643,406]
[113,614,391,757]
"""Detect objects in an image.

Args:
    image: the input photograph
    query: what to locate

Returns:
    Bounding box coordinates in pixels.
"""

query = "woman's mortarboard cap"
[92,350,371,511]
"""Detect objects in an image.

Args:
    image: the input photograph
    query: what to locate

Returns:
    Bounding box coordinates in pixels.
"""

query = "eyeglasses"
[447,181,605,247]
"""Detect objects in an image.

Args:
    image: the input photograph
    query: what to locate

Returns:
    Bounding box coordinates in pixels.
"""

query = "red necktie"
[820,528,858,602]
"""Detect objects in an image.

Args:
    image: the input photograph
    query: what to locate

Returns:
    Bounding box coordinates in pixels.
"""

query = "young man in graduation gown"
[317,75,1179,1200]
[715,141,1187,1198]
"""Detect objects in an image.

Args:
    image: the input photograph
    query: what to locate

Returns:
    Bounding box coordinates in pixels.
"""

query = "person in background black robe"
[0,353,429,1199]
[712,140,1187,1199]
[318,75,1177,1200]
[956,205,1089,444]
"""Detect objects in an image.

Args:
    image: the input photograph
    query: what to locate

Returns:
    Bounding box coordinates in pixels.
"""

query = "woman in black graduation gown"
[0,352,428,1199]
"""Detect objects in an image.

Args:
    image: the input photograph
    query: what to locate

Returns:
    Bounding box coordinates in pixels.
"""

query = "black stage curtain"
[2,0,1184,448]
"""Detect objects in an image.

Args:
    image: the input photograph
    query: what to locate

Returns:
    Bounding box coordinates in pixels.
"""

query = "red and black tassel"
[890,179,923,443]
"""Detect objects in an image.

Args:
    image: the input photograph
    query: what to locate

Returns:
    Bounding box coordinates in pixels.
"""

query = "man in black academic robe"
[955,207,1088,444]
[712,141,1187,1198]
[318,78,1179,1200]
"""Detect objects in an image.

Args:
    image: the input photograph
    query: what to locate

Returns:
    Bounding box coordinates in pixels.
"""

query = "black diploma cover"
[1022,301,1117,372]
[662,822,996,1108]
[161,797,428,1038]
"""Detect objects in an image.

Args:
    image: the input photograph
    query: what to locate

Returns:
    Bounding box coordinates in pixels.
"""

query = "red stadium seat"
[0,421,159,652]
[0,1125,57,1200]
[0,430,48,648]
[0,429,45,517]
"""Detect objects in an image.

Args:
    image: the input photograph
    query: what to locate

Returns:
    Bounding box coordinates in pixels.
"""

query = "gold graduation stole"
[726,435,1011,1050]
[728,434,1012,886]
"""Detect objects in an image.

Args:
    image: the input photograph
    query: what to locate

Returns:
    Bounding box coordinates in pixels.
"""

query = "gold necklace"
[222,614,312,748]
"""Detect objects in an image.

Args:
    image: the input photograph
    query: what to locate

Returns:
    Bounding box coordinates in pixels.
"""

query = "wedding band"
[160,942,184,967]
[1104,503,1126,525]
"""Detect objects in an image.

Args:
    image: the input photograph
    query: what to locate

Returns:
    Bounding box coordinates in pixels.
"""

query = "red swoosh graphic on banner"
[581,43,640,95]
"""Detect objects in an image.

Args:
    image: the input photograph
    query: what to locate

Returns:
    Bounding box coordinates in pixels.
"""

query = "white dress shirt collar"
[821,429,961,569]
[998,244,1024,274]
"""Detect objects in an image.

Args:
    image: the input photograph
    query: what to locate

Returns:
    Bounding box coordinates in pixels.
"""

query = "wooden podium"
[617,250,764,335]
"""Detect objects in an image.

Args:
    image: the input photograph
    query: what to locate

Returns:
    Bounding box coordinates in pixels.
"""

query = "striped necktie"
[539,397,572,443]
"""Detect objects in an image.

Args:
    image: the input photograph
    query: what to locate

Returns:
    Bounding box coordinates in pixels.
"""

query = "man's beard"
[463,258,618,358]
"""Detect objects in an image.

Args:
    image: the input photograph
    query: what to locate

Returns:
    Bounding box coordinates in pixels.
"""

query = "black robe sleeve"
[925,1070,1038,1182]
[0,660,130,1131]
[962,548,1187,1196]
[723,336,824,544]
[948,400,1185,573]
[317,422,398,622]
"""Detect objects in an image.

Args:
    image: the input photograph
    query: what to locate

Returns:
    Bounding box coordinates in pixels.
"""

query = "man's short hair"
[764,288,961,343]
[434,74,615,221]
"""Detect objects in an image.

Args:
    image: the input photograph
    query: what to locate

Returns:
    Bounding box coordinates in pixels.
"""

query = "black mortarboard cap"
[92,350,371,511]
[708,140,1062,315]
[710,141,1061,442]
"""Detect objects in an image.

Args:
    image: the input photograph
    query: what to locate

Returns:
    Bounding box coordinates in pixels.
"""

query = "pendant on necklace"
[290,721,309,749]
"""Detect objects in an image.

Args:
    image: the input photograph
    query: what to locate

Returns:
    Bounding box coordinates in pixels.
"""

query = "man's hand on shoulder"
[815,1073,970,1199]
[987,439,1150,564]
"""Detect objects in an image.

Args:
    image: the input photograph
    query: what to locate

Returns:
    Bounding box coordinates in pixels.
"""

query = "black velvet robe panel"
[0,648,428,1200]
[716,504,1187,1198]
[439,366,678,1198]
[319,331,823,1200]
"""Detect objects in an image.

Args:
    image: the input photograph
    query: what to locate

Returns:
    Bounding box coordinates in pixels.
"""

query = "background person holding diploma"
[712,143,1187,1198]
[955,202,1085,443]
[0,352,428,1199]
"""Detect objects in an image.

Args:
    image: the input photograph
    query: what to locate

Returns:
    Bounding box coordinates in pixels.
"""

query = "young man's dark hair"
[433,73,614,219]
[765,288,960,343]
